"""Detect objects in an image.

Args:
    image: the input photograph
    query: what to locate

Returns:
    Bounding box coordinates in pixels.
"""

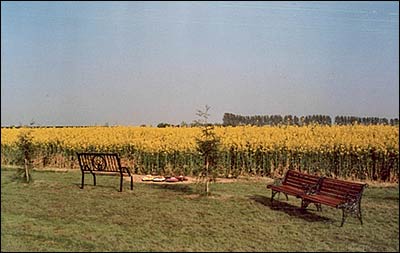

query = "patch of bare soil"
[129,174,274,185]
[11,166,397,188]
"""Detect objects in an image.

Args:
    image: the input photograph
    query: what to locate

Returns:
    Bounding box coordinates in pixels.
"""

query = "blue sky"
[1,1,399,126]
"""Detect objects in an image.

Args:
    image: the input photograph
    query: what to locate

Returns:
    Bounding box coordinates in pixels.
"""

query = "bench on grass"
[266,169,367,226]
[77,153,134,192]
[266,169,321,205]
[300,177,367,227]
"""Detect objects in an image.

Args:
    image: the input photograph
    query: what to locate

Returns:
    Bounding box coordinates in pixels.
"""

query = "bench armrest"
[266,177,283,188]
[121,166,133,175]
[338,193,360,210]
[345,193,358,203]
[273,177,284,186]
[302,183,319,195]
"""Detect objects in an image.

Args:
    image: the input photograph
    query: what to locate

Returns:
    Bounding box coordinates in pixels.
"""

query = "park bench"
[77,153,134,192]
[300,177,367,227]
[266,169,321,205]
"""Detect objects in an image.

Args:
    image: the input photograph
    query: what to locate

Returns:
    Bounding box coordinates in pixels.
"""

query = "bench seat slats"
[318,179,364,198]
[82,171,130,176]
[285,176,319,185]
[321,190,361,198]
[302,194,343,208]
[79,153,121,173]
[320,186,363,196]
[321,180,364,190]
[77,153,133,192]
[267,170,320,200]
[267,184,306,197]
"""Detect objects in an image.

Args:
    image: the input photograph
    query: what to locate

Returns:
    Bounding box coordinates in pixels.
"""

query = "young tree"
[195,105,221,195]
[13,130,35,183]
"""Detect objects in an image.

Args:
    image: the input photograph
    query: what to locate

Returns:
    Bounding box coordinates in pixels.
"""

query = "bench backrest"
[317,177,366,201]
[77,153,122,173]
[282,170,321,189]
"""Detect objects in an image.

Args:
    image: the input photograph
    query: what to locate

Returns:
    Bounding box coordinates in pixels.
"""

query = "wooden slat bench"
[77,153,134,192]
[301,177,367,226]
[266,169,321,205]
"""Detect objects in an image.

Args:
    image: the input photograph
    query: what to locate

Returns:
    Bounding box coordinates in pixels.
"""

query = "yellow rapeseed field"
[1,125,398,181]
[1,125,398,153]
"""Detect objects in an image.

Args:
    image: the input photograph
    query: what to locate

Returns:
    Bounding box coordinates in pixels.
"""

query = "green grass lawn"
[1,167,399,252]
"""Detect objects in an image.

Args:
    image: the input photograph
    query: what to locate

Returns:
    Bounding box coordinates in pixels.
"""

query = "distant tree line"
[223,113,332,126]
[222,113,399,126]
[1,125,96,129]
[334,116,399,126]
[4,115,397,129]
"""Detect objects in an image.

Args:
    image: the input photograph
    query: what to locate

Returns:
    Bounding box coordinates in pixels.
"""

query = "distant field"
[1,167,399,252]
[1,125,398,181]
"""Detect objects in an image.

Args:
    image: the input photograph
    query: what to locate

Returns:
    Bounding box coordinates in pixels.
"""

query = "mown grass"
[1,167,399,252]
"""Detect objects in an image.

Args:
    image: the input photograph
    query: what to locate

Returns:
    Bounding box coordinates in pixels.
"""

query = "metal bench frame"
[301,177,367,227]
[267,170,367,227]
[77,152,134,192]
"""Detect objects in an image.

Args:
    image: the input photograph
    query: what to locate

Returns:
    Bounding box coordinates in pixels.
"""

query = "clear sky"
[1,1,399,126]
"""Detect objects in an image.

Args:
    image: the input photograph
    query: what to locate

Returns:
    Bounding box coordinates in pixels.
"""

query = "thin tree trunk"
[205,158,209,195]
[24,158,30,183]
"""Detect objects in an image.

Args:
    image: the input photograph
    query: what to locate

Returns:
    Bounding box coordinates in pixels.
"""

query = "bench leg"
[276,192,288,201]
[339,202,363,227]
[93,174,96,186]
[120,175,123,192]
[339,200,363,227]
[358,203,363,225]
[130,176,133,190]
[271,190,278,206]
[301,201,321,211]
[81,172,85,189]
[301,199,310,210]
[341,209,347,227]
[341,211,362,227]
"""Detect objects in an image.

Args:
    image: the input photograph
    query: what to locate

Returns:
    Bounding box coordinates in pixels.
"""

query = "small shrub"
[195,105,221,195]
[12,130,35,183]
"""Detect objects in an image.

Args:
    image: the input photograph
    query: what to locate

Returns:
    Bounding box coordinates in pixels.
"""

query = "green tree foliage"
[223,113,398,127]
[157,122,171,128]
[13,130,35,183]
[334,116,397,126]
[223,113,332,126]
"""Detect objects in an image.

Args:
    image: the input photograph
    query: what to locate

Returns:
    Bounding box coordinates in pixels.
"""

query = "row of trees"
[222,113,399,127]
[334,116,399,126]
[223,113,332,126]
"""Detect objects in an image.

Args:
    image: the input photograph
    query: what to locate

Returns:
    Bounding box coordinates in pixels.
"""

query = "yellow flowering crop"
[1,125,398,181]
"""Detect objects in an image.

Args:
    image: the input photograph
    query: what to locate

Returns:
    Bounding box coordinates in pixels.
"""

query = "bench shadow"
[147,183,195,195]
[382,196,399,201]
[249,194,332,223]
[367,195,399,201]
[73,183,122,191]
